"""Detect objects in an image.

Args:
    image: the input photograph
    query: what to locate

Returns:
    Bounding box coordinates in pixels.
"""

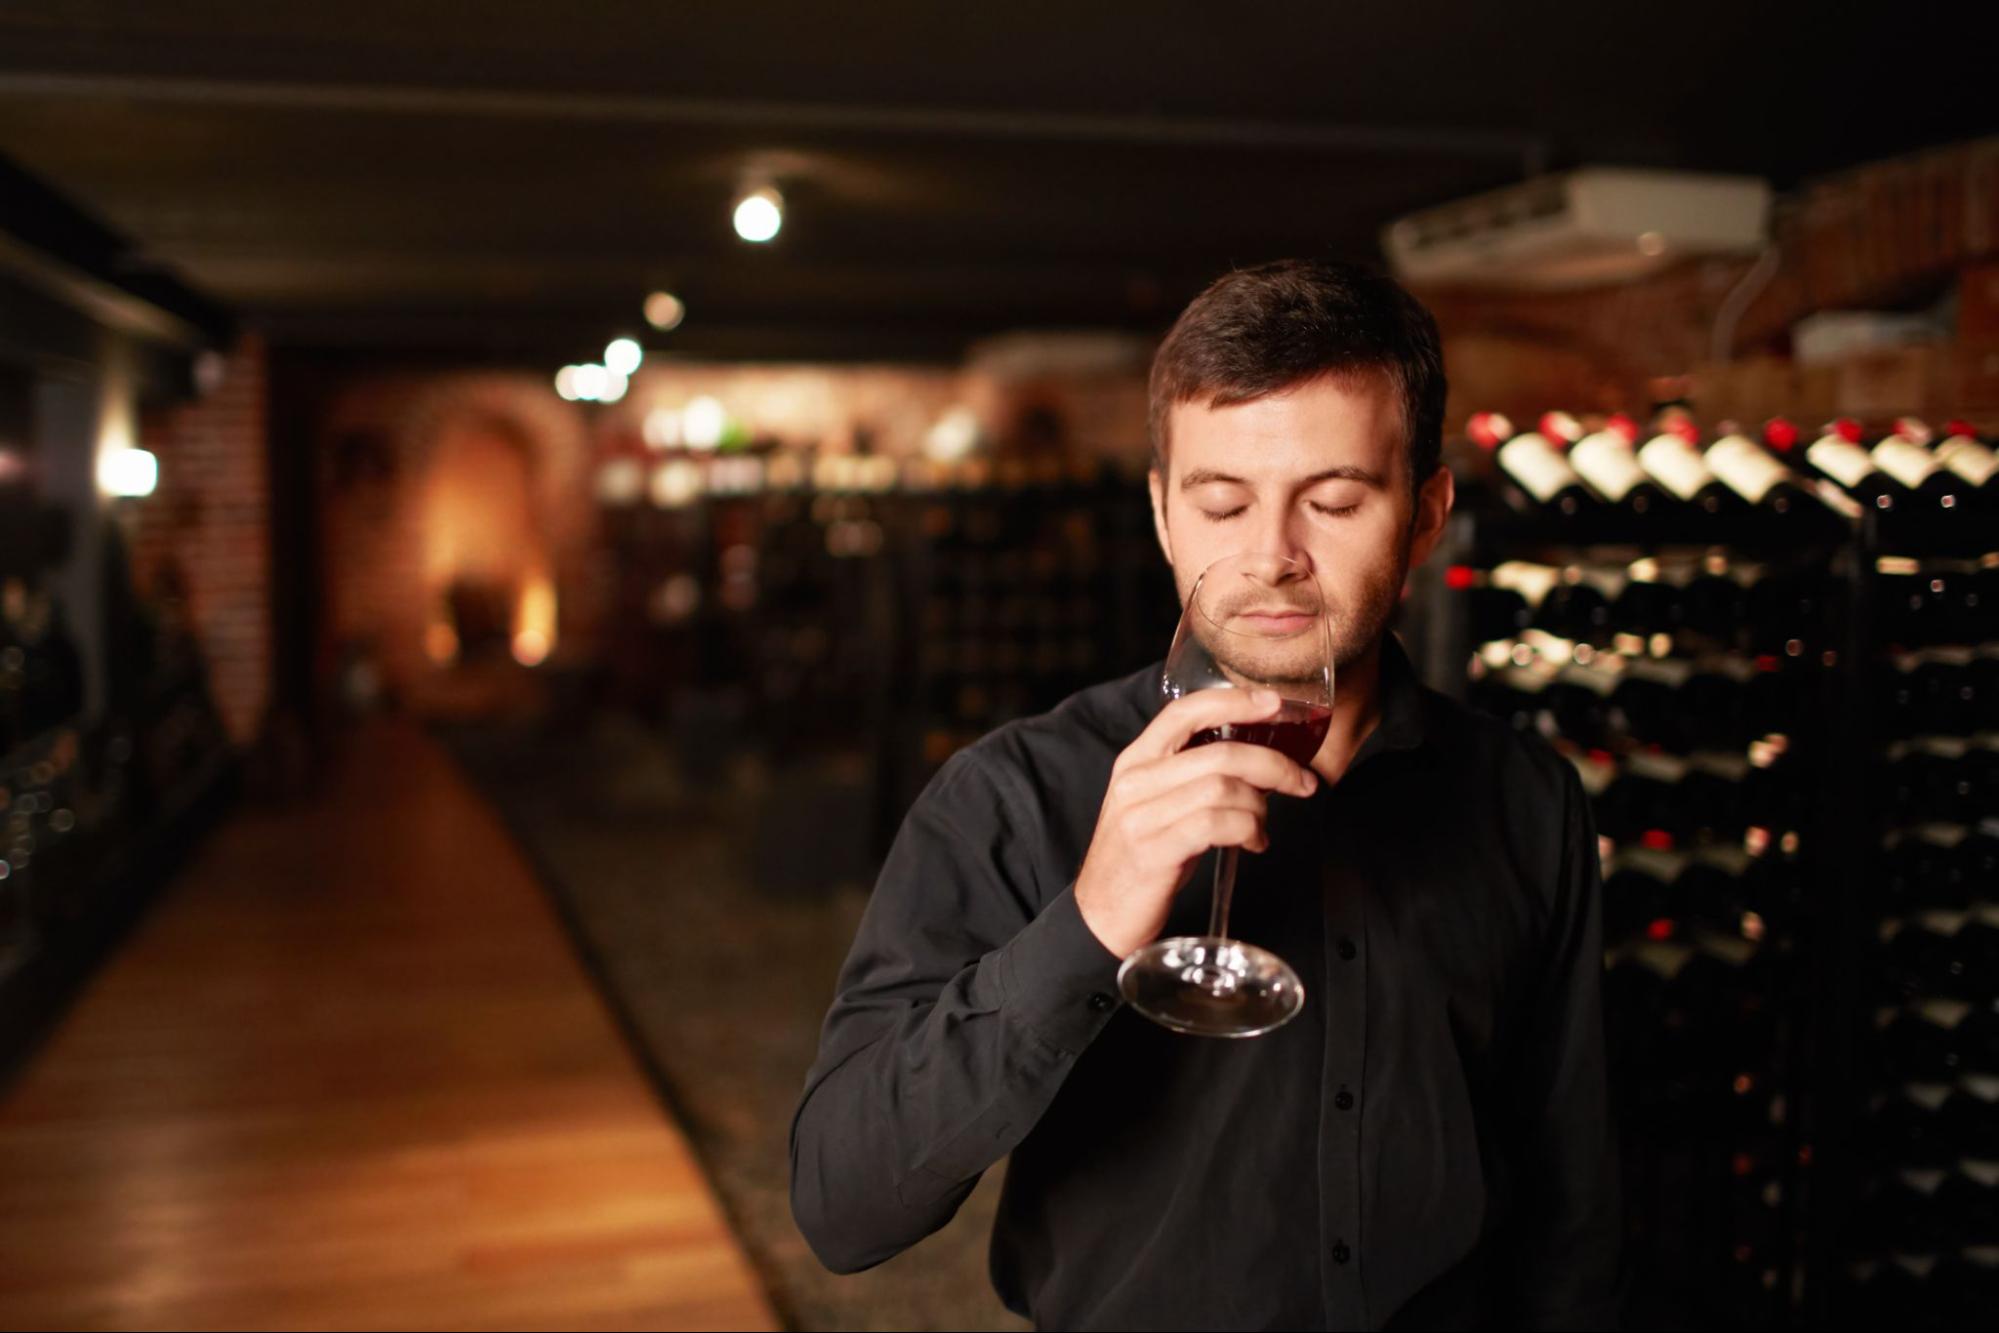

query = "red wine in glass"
[1190,700,1333,766]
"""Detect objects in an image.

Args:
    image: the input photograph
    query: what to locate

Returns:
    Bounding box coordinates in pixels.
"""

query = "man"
[791,260,1622,1330]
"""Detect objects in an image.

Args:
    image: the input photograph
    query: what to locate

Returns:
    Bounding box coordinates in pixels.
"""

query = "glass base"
[1117,935,1305,1038]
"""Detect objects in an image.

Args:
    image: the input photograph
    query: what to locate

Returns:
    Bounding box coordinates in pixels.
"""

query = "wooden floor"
[0,720,778,1331]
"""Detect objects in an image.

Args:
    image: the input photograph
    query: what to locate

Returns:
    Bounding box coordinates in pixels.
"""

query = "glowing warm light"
[644,290,685,330]
[0,449,25,483]
[649,459,705,508]
[596,458,645,505]
[512,575,557,667]
[97,448,158,498]
[733,187,783,243]
[572,364,608,401]
[682,396,727,450]
[555,366,582,400]
[642,408,681,449]
[1636,231,1668,257]
[598,369,628,403]
[605,338,643,376]
[924,406,982,462]
[512,629,550,667]
[425,620,460,665]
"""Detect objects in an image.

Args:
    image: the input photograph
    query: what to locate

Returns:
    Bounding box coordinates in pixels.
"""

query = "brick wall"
[132,335,271,748]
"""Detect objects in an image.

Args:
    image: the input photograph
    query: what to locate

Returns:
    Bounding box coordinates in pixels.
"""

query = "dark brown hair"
[1148,259,1446,502]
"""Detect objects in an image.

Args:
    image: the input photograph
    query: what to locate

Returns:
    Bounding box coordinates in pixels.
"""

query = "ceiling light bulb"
[733,187,783,243]
[605,337,643,376]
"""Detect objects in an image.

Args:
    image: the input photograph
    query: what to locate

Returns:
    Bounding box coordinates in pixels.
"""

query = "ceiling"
[0,1,1989,362]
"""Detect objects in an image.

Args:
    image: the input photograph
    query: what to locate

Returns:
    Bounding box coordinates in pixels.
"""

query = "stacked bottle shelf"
[1,514,237,1073]
[590,450,1176,850]
[1457,542,1833,1330]
[1443,409,1998,1328]
[1837,546,1999,1330]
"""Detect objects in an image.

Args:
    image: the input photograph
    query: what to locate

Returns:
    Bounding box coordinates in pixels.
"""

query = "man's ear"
[1406,464,1455,568]
[1148,465,1174,567]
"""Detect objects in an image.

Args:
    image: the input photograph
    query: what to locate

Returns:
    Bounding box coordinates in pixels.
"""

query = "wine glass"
[1117,552,1333,1038]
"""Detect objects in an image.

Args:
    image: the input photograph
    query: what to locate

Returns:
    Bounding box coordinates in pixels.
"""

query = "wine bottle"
[1466,412,1596,517]
[1609,658,1689,749]
[1599,571,1679,643]
[1873,418,1967,513]
[1545,411,1667,516]
[1881,824,1972,913]
[1470,664,1553,737]
[1704,420,1821,515]
[1545,662,1618,749]
[1796,418,1902,511]
[1681,563,1748,650]
[1878,998,1974,1084]
[1681,660,1752,751]
[1636,418,1739,515]
[1455,574,1533,645]
[1533,575,1616,647]
[1599,751,1694,846]
[1742,659,1811,742]
[1761,417,1864,517]
[1932,1159,1999,1246]
[1901,652,1978,736]
[1935,420,1999,506]
[1868,1081,1959,1169]
[1973,651,1999,731]
[1735,846,1802,940]
[1682,751,1756,840]
[1742,570,1828,657]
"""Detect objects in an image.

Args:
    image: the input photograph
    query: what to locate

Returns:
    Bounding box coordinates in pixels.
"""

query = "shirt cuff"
[998,883,1126,1057]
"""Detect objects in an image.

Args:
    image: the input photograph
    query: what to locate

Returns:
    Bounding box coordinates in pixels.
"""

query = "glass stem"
[1207,846,1238,940]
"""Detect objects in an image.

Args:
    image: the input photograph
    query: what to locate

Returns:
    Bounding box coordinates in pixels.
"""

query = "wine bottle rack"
[1432,427,1999,1330]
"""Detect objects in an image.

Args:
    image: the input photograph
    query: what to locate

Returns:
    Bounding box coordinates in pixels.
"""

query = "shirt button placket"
[1318,811,1369,1329]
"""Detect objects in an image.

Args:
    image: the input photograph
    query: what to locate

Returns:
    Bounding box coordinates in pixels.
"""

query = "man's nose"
[1243,509,1315,577]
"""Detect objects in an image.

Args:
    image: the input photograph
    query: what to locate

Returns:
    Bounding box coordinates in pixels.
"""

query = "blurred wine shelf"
[1429,409,1999,1330]
[0,512,238,1080]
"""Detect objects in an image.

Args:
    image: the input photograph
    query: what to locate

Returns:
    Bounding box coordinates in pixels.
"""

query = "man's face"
[1148,373,1453,672]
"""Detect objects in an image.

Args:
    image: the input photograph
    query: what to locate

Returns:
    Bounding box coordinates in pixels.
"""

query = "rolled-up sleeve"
[788,747,1122,1274]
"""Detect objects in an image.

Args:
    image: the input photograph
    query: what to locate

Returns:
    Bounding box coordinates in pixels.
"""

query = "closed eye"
[1201,506,1247,522]
[1309,502,1360,518]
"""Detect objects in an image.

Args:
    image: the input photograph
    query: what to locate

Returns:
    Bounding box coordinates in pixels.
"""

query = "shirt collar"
[1351,631,1429,767]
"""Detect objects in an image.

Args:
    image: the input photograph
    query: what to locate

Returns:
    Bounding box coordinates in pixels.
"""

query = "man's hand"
[1074,688,1319,957]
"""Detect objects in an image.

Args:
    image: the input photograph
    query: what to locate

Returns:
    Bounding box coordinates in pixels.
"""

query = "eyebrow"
[1179,466,1387,490]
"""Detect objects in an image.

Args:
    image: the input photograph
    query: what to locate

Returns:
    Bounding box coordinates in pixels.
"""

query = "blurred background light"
[732,187,783,243]
[643,291,685,331]
[96,447,158,498]
[681,395,727,449]
[605,337,643,376]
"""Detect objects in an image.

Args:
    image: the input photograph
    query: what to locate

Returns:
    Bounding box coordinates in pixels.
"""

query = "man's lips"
[1236,609,1316,631]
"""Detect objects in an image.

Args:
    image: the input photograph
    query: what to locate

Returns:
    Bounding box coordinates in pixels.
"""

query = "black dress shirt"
[791,634,1622,1330]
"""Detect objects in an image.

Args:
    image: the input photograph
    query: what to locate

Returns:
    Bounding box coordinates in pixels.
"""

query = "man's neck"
[1311,640,1385,785]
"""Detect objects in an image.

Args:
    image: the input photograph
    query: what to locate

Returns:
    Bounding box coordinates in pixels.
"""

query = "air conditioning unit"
[1382,168,1772,290]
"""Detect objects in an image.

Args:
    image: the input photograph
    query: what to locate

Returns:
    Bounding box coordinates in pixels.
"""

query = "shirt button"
[1332,1240,1351,1265]
[1335,1089,1354,1111]
[1088,992,1116,1012]
[1337,937,1357,961]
